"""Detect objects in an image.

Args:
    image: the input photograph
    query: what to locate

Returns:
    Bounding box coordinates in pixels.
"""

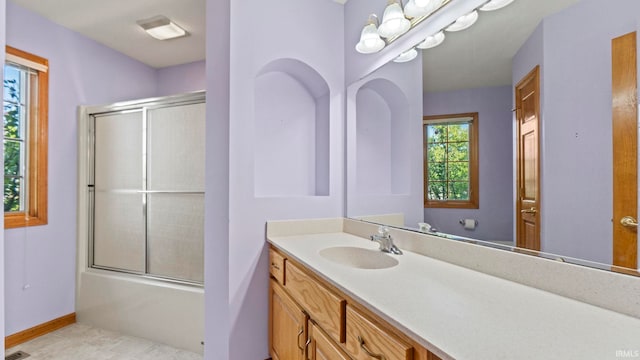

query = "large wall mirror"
[347,0,640,276]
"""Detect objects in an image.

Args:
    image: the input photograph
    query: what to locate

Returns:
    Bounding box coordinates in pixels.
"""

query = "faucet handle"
[377,226,390,237]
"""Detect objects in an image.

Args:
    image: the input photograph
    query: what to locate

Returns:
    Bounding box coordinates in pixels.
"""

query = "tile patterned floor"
[5,323,203,360]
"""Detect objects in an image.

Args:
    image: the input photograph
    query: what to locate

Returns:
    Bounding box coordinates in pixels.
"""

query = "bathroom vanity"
[267,218,640,360]
[269,244,435,360]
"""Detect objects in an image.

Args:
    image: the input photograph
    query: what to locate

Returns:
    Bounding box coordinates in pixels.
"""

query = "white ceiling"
[422,0,581,92]
[10,0,206,69]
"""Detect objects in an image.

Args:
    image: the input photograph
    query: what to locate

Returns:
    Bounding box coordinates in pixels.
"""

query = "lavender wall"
[541,0,640,264]
[156,60,206,97]
[253,66,328,197]
[228,0,344,358]
[356,88,393,194]
[512,23,544,99]
[316,92,331,196]
[347,59,424,228]
[203,0,230,358]
[4,2,159,336]
[355,79,412,196]
[512,0,640,264]
[423,86,513,242]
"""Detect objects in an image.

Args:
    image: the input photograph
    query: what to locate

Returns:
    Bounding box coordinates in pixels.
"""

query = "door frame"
[611,31,638,270]
[515,66,541,251]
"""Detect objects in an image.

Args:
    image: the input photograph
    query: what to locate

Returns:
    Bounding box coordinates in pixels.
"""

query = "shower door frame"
[77,91,206,287]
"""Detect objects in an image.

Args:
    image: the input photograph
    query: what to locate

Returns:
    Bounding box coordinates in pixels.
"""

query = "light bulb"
[363,37,379,48]
[393,48,418,63]
[480,0,515,11]
[446,10,478,32]
[405,0,444,18]
[416,31,445,49]
[378,1,411,39]
[355,16,386,54]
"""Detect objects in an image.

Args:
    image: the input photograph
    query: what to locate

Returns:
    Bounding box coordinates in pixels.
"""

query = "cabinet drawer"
[346,305,412,360]
[285,261,345,344]
[270,249,286,284]
[309,322,351,360]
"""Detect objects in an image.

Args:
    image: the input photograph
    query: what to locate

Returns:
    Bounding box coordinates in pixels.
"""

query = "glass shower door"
[89,97,205,284]
[146,103,205,283]
[92,110,146,273]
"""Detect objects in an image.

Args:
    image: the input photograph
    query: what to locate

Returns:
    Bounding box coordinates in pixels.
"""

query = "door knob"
[521,207,537,214]
[620,216,638,228]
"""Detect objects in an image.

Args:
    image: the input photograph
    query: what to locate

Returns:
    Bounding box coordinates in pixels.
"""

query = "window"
[3,46,48,228]
[424,112,478,209]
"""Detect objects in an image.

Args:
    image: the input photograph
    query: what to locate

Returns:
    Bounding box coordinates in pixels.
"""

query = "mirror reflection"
[347,0,640,274]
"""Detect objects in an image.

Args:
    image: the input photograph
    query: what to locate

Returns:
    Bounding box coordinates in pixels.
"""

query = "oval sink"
[319,246,399,269]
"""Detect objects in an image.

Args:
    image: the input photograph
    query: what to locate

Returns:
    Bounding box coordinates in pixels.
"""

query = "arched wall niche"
[355,78,411,195]
[254,58,330,197]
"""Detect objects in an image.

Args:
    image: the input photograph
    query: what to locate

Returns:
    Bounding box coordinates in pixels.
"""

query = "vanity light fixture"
[479,0,515,11]
[354,0,451,55]
[393,47,418,63]
[445,10,479,32]
[417,30,446,49]
[355,14,386,54]
[137,15,188,40]
[354,0,514,56]
[404,0,444,19]
[378,0,411,39]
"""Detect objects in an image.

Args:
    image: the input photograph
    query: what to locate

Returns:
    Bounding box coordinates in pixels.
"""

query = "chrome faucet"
[370,226,403,255]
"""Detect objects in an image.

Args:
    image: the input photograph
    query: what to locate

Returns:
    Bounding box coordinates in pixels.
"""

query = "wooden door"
[612,32,638,269]
[270,280,308,360]
[515,66,541,251]
[308,322,350,360]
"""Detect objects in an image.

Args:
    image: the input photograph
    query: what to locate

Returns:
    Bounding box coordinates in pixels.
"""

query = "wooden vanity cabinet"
[270,250,286,284]
[270,279,308,360]
[285,261,346,344]
[269,247,442,360]
[308,322,351,360]
[345,305,412,360]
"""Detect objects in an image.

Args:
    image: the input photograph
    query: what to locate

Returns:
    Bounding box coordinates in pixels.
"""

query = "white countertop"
[268,231,640,360]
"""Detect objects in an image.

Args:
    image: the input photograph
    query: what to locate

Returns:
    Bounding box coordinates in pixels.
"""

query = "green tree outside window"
[3,65,25,212]
[424,113,479,209]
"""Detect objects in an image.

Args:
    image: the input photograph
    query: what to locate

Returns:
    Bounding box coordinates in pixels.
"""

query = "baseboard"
[5,313,76,349]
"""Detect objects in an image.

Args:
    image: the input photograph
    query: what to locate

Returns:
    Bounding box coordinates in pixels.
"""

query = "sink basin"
[319,246,399,269]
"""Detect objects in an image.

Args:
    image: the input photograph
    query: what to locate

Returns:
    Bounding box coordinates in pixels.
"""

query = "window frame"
[423,112,479,209]
[4,46,48,228]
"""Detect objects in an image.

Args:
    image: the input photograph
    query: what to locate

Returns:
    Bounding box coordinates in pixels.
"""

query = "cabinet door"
[308,322,351,360]
[285,261,345,343]
[270,279,308,360]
